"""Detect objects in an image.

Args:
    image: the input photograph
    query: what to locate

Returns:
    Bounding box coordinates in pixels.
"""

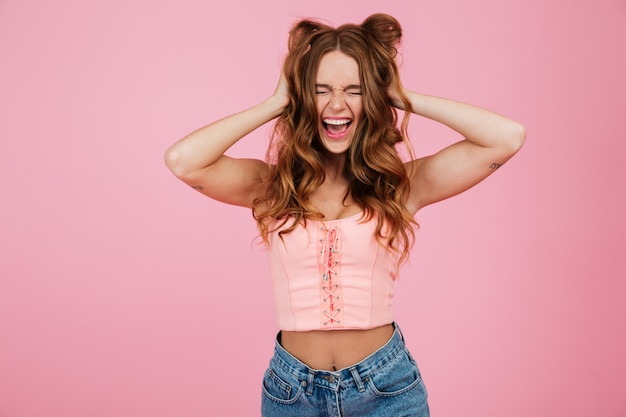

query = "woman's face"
[315,50,364,155]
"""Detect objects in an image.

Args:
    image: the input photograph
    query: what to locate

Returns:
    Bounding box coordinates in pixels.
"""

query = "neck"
[321,151,348,183]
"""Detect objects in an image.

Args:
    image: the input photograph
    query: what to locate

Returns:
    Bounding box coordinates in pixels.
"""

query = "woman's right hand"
[271,70,290,112]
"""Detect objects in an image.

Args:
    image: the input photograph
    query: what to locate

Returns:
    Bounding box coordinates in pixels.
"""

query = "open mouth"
[322,118,352,138]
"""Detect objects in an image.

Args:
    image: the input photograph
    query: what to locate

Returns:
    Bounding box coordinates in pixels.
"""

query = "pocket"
[366,349,427,398]
[261,366,304,405]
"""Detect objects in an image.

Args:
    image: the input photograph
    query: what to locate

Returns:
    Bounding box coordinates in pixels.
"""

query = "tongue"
[327,123,348,134]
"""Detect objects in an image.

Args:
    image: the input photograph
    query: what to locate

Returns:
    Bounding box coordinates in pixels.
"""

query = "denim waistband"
[271,324,407,393]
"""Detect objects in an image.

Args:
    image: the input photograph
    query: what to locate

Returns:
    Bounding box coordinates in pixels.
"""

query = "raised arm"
[391,88,526,212]
[164,75,289,208]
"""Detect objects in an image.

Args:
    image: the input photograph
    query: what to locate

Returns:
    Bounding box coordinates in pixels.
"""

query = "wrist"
[263,95,289,118]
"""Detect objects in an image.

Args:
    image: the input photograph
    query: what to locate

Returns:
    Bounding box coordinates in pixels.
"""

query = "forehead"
[316,50,360,85]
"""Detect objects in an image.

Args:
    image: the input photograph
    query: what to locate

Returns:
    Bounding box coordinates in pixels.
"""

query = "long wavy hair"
[253,13,417,265]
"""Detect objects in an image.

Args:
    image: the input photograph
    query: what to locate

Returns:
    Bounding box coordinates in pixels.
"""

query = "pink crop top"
[268,212,398,331]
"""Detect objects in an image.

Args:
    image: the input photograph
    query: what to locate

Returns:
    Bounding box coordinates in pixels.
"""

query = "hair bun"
[288,20,324,52]
[361,13,402,58]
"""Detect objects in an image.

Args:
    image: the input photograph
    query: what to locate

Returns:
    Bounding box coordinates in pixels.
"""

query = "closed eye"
[315,84,362,97]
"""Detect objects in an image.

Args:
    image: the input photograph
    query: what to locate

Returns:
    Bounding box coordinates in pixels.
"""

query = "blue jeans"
[261,324,429,417]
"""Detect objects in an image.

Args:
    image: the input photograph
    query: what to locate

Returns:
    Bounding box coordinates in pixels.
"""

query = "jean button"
[323,375,336,383]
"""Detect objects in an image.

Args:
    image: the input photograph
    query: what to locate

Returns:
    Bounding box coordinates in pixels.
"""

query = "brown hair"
[253,13,417,264]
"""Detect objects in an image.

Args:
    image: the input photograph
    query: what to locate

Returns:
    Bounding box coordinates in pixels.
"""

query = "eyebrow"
[315,83,362,90]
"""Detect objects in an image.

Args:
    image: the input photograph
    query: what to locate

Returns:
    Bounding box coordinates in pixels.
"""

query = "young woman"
[165,13,525,417]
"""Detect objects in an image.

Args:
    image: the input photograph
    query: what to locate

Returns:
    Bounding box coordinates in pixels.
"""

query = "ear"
[361,13,402,58]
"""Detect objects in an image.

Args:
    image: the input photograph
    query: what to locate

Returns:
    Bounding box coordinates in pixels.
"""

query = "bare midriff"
[279,323,395,371]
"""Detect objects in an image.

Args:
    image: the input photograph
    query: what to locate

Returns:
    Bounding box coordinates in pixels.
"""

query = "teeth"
[323,118,351,126]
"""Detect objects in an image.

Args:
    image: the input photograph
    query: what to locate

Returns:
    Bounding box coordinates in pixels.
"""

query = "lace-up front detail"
[268,212,398,331]
[319,225,344,327]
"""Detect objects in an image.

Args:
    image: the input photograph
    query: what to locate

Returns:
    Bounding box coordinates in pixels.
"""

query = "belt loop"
[349,367,366,393]
[306,370,315,396]
[394,322,405,342]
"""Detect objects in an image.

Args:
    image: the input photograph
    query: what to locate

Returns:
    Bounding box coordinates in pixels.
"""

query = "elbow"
[505,121,526,155]
[163,145,189,179]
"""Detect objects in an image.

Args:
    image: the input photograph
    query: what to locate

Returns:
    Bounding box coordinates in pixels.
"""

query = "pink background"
[1,0,625,416]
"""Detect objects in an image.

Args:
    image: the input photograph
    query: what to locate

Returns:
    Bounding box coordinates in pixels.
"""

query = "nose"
[328,90,346,110]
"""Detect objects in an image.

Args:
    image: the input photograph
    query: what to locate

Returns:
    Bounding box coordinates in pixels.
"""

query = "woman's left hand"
[387,79,409,110]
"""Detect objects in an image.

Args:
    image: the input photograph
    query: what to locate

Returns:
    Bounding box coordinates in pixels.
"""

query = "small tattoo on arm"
[191,185,204,191]
[489,162,503,170]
